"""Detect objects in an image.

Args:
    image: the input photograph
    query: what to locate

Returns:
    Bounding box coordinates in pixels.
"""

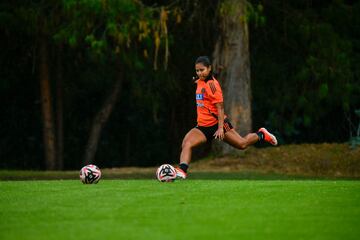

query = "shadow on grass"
[0,170,359,181]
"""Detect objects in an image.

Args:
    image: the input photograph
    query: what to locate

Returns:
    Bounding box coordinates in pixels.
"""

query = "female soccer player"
[175,56,278,179]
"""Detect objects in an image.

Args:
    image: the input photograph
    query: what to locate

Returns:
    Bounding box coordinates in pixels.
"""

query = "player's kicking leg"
[257,128,278,146]
[223,128,277,149]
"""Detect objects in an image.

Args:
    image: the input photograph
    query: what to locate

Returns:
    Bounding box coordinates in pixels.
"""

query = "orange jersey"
[195,77,225,127]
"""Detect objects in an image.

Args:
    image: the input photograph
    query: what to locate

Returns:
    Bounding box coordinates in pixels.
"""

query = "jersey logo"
[196,94,204,100]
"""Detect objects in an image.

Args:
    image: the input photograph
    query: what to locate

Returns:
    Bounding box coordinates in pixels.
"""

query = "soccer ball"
[156,164,177,182]
[80,164,101,184]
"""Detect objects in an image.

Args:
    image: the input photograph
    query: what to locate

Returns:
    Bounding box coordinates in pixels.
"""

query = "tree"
[58,0,172,164]
[39,35,57,170]
[83,68,123,165]
[213,0,252,154]
[3,0,174,168]
[55,44,64,170]
[13,1,60,169]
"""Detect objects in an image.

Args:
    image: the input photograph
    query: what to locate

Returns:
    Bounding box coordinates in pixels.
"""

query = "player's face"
[195,63,211,80]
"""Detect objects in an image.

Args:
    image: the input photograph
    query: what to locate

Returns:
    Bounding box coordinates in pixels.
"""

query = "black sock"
[179,163,189,173]
[256,131,264,142]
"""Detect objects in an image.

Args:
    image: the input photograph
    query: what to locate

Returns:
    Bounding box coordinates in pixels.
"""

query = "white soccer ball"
[80,164,101,184]
[156,164,177,182]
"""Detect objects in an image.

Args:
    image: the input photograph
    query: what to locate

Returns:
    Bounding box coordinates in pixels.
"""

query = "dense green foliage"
[1,180,359,239]
[0,0,359,169]
[250,0,360,142]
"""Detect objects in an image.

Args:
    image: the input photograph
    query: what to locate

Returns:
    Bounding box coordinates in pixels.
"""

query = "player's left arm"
[208,80,225,140]
[214,102,225,140]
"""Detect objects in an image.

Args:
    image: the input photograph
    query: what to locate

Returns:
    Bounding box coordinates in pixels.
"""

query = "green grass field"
[1,179,359,240]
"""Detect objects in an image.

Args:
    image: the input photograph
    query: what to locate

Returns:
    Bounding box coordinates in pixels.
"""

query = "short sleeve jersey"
[195,77,225,127]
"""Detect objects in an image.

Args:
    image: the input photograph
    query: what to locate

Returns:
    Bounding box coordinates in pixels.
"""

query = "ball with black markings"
[156,164,177,182]
[80,164,101,184]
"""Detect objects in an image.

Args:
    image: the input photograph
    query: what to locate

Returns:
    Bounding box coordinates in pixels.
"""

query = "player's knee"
[236,142,247,150]
[182,140,194,150]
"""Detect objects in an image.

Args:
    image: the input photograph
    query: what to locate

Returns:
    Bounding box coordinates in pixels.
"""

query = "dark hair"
[195,56,212,67]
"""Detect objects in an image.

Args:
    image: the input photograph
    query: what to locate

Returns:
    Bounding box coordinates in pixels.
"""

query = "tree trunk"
[213,0,252,154]
[39,37,56,170]
[56,45,64,170]
[83,70,123,165]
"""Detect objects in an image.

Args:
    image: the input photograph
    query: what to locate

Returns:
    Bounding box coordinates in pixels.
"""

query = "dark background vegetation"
[0,0,359,170]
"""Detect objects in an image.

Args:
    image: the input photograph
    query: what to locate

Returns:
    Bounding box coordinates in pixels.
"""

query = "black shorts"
[196,118,234,142]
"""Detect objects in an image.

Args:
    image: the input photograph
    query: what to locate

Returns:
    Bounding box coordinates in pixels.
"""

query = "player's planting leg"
[177,128,207,179]
[175,164,188,179]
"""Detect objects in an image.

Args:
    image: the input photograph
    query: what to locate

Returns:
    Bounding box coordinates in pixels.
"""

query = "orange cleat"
[175,167,187,179]
[258,128,278,146]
